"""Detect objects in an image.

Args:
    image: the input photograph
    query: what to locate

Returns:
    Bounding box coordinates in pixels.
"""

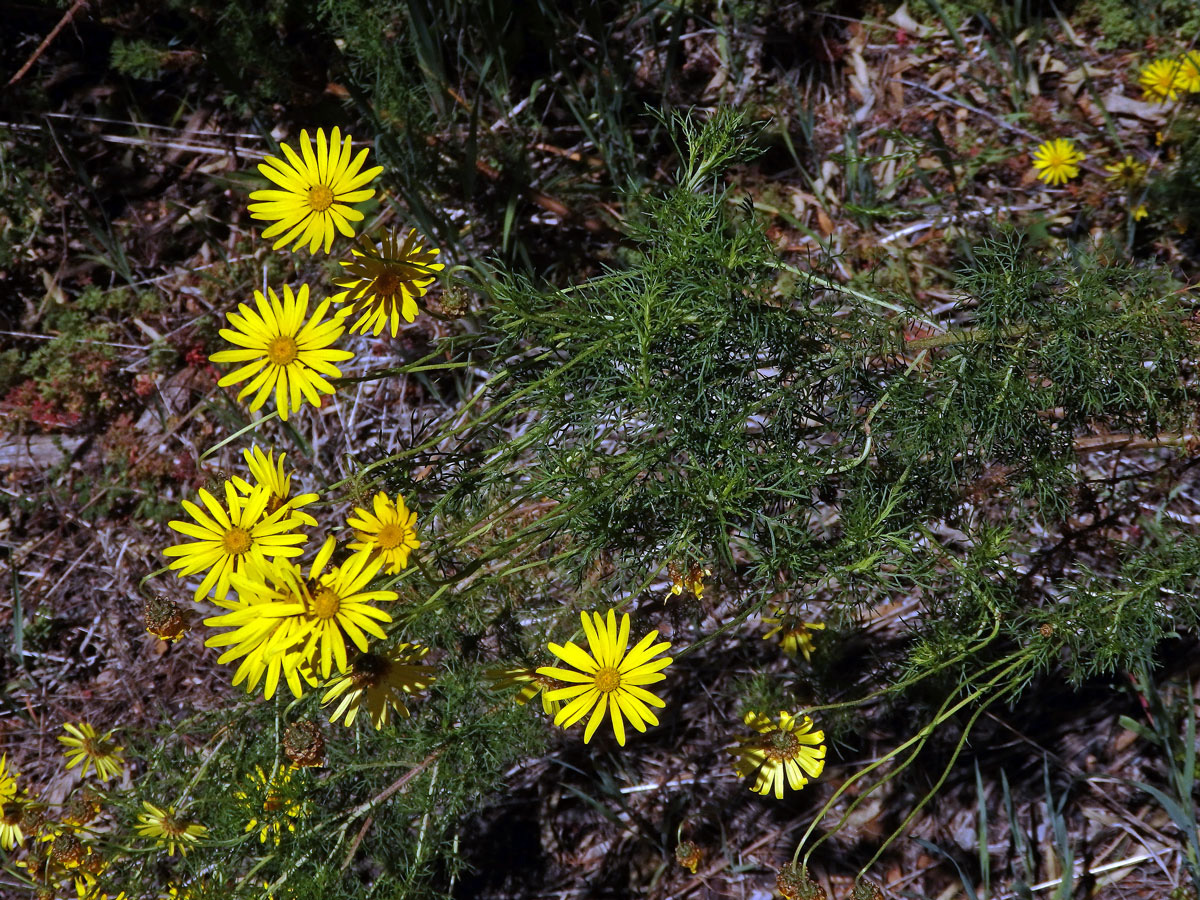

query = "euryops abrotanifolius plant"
[12,105,1200,900]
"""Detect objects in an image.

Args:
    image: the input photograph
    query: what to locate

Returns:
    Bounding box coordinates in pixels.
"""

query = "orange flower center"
[307,184,334,212]
[159,814,187,837]
[311,587,341,620]
[351,652,389,688]
[763,730,800,761]
[81,735,108,757]
[267,335,299,366]
[594,666,621,693]
[222,527,252,555]
[375,523,408,550]
[372,271,403,298]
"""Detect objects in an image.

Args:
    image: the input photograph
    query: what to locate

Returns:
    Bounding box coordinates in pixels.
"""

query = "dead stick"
[7,0,88,87]
[339,748,443,870]
[340,815,374,872]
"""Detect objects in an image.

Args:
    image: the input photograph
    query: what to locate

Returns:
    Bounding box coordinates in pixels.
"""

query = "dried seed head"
[777,864,826,900]
[1038,622,1055,638]
[851,880,884,900]
[283,719,325,768]
[433,285,469,317]
[50,833,85,866]
[143,595,189,641]
[63,788,102,826]
[675,840,703,874]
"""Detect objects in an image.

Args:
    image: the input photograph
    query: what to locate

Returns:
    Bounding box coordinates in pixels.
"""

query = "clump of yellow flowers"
[1138,52,1200,102]
[163,447,432,724]
[208,127,446,422]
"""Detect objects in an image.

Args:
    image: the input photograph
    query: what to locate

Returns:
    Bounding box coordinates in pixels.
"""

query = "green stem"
[906,324,1030,351]
[792,651,1028,864]
[855,677,1020,878]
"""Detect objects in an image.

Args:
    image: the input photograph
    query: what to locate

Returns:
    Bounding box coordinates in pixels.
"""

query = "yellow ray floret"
[761,614,825,662]
[231,444,319,527]
[203,558,320,701]
[486,665,568,716]
[1177,52,1200,93]
[322,643,436,729]
[538,609,673,746]
[729,710,826,799]
[207,537,398,687]
[163,482,307,602]
[346,491,421,574]
[210,284,354,421]
[1031,139,1085,186]
[0,755,27,850]
[332,227,445,336]
[58,722,125,782]
[248,126,383,254]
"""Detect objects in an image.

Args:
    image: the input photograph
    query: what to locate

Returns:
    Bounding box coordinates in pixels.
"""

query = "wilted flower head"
[729,711,826,799]
[333,227,445,336]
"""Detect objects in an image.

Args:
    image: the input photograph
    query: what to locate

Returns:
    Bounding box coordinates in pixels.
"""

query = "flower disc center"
[312,587,341,620]
[307,184,335,212]
[159,814,186,837]
[267,336,299,366]
[351,652,389,688]
[375,523,408,550]
[764,730,800,761]
[594,666,621,693]
[372,272,403,298]
[222,527,252,555]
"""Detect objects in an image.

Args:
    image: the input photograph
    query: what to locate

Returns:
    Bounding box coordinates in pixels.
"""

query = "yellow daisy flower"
[1178,51,1200,93]
[135,802,207,857]
[762,615,826,662]
[210,537,398,683]
[1133,203,1149,221]
[248,126,383,254]
[486,666,568,716]
[234,765,306,845]
[675,840,703,874]
[322,643,436,728]
[537,609,673,745]
[210,284,355,421]
[231,444,319,527]
[1031,138,1085,186]
[37,827,111,897]
[729,710,826,799]
[58,722,125,782]
[346,492,420,574]
[203,557,324,701]
[62,787,103,827]
[1139,57,1187,102]
[163,482,307,602]
[333,227,445,336]
[1103,155,1148,188]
